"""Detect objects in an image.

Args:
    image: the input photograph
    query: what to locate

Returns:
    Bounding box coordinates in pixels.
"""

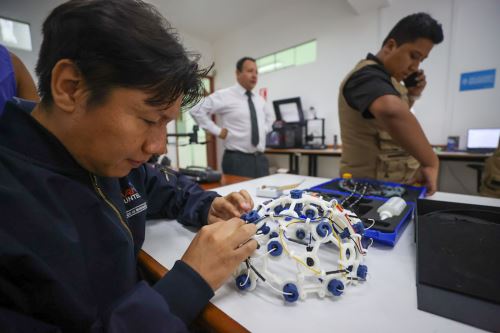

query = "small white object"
[256,186,283,198]
[377,197,407,220]
[276,168,289,174]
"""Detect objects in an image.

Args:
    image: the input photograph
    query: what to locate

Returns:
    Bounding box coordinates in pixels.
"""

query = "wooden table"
[199,174,252,190]
[138,174,251,333]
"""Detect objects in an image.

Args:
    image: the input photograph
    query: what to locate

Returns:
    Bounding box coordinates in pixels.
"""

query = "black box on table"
[416,199,500,332]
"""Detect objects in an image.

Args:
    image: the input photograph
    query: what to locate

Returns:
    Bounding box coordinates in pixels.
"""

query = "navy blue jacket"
[0,100,218,332]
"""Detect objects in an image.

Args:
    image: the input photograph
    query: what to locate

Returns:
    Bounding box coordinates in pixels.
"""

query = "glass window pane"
[176,113,207,168]
[257,55,276,73]
[201,77,210,95]
[275,48,294,70]
[0,17,32,51]
[295,40,316,66]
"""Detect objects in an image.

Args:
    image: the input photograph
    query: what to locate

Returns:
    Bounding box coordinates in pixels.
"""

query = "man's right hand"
[410,164,439,196]
[181,218,258,291]
[218,128,228,139]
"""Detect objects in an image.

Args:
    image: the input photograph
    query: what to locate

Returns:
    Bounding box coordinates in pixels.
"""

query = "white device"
[255,180,305,198]
[377,197,407,220]
[256,185,283,198]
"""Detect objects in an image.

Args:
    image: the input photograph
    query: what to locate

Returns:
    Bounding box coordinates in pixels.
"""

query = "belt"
[225,149,264,156]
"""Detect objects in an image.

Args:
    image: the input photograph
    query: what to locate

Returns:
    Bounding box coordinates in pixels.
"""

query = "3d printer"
[303,117,326,149]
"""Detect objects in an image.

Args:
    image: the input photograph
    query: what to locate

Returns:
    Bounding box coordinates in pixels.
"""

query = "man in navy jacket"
[0,1,257,332]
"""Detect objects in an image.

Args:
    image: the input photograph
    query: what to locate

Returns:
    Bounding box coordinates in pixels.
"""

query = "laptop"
[466,128,500,153]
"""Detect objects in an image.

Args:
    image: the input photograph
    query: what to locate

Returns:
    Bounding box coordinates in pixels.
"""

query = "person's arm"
[9,52,39,102]
[189,93,226,139]
[142,165,219,228]
[263,99,274,134]
[140,164,258,286]
[369,95,439,195]
[0,229,194,332]
[0,281,192,333]
[143,164,253,226]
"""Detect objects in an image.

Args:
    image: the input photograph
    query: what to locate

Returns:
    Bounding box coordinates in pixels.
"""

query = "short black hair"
[236,57,256,72]
[36,0,208,108]
[382,13,444,47]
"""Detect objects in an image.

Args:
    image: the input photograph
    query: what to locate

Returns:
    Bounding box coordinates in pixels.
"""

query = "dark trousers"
[222,150,269,178]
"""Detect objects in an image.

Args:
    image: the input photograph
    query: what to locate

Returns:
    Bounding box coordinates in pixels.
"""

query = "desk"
[265,147,341,176]
[142,174,499,333]
[265,147,491,177]
[436,150,492,162]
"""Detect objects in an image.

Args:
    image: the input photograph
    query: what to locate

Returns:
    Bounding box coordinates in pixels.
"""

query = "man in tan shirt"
[338,13,444,195]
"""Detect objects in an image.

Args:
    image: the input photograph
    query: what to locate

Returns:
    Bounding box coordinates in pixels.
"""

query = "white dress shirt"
[189,83,274,153]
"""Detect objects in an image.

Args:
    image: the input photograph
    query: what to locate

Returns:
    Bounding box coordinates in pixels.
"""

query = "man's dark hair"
[382,12,444,47]
[236,57,256,72]
[36,0,208,108]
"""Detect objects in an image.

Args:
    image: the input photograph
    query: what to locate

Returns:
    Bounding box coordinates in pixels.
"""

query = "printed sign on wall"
[259,87,268,101]
[460,69,496,91]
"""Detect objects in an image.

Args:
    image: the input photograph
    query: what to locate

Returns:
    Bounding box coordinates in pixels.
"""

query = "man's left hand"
[407,69,427,97]
[208,190,254,224]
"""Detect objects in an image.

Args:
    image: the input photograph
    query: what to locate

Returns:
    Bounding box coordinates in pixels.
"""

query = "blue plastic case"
[309,178,426,246]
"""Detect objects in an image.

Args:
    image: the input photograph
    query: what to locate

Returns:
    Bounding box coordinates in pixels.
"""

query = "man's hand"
[407,69,426,97]
[208,190,253,224]
[409,164,439,196]
[181,218,258,290]
[219,128,228,139]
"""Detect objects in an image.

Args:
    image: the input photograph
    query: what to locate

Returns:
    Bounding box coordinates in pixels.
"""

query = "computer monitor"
[466,128,500,152]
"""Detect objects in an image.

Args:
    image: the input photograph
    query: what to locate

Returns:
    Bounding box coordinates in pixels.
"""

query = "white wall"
[177,31,214,72]
[446,0,500,148]
[211,0,500,175]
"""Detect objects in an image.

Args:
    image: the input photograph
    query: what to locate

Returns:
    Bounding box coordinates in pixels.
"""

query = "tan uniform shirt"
[338,59,419,183]
[480,145,500,198]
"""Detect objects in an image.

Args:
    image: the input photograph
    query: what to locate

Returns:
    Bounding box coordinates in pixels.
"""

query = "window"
[256,40,317,74]
[176,77,213,169]
[0,17,32,51]
[176,111,207,168]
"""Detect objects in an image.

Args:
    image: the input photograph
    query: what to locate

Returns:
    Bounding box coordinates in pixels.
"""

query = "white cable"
[252,246,276,260]
[365,219,376,230]
[263,280,293,296]
[239,271,251,288]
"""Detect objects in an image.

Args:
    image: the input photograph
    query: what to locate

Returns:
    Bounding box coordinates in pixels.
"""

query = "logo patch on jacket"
[122,182,147,218]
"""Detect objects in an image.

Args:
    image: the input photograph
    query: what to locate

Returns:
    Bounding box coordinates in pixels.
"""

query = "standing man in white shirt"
[190,57,274,178]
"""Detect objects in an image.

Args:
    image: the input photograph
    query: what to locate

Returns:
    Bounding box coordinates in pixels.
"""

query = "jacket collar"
[0,99,88,176]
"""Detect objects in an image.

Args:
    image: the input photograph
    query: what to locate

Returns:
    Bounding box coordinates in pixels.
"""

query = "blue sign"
[460,69,496,91]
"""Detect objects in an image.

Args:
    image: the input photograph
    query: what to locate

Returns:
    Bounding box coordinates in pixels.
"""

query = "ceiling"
[147,0,323,42]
